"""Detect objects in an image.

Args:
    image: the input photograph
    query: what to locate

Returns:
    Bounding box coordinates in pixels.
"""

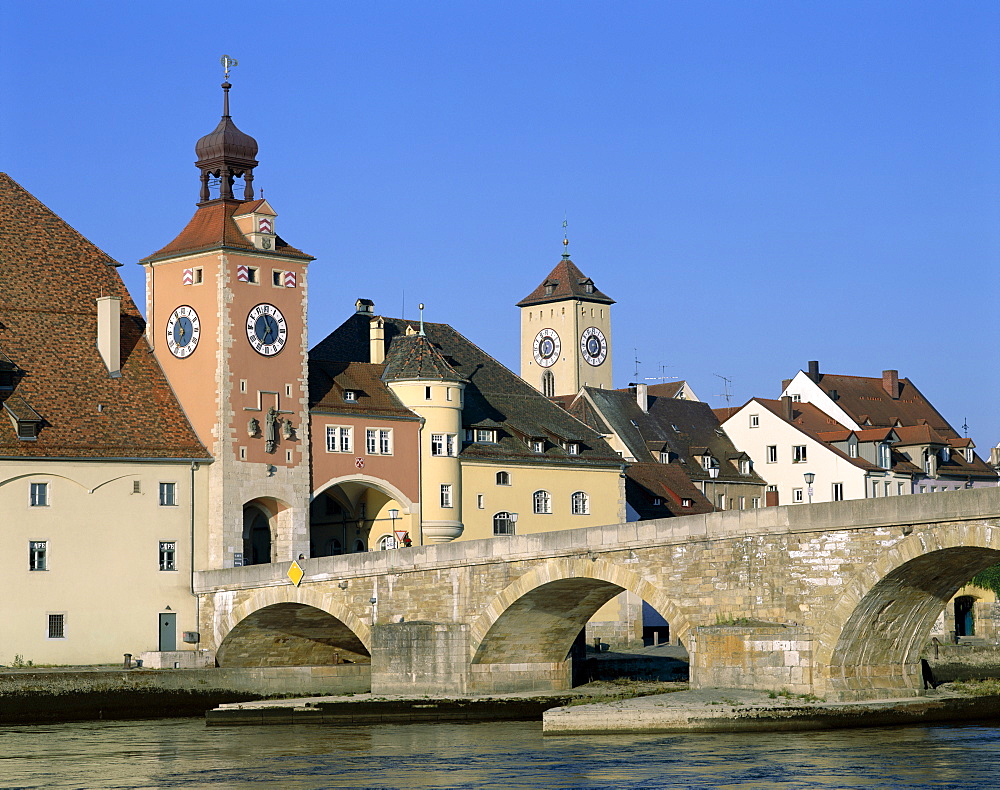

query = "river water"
[1,717,999,790]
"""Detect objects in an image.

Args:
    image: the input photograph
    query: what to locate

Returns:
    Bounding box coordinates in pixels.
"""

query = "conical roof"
[382,333,464,383]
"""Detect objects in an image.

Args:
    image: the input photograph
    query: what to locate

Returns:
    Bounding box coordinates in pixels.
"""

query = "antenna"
[962,418,970,438]
[220,54,238,81]
[714,373,733,408]
[645,364,679,383]
[633,349,640,381]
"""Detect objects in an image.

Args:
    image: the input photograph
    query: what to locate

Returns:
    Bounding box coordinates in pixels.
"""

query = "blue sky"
[3,2,998,449]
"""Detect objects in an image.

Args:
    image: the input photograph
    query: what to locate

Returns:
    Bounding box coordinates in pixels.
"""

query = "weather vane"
[562,216,570,259]
[221,54,238,81]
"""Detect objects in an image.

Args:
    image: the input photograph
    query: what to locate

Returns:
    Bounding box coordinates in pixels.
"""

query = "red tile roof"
[0,174,209,460]
[140,199,312,263]
[516,258,615,307]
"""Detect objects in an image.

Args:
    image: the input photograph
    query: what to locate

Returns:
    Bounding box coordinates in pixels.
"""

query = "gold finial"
[418,303,425,336]
[562,217,570,259]
[220,54,238,81]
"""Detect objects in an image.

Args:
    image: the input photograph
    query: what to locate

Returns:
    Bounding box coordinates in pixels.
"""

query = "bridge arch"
[214,585,371,668]
[470,556,692,665]
[817,523,1000,698]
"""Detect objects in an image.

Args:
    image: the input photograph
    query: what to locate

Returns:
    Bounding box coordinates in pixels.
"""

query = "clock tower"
[140,76,314,569]
[517,242,615,398]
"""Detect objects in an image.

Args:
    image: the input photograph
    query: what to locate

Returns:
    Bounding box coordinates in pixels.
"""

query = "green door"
[159,613,176,651]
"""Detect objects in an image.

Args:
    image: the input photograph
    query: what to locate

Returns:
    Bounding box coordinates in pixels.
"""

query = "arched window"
[353,539,366,553]
[541,370,555,398]
[377,534,397,551]
[493,511,515,536]
[571,491,589,515]
[325,538,343,556]
[495,470,510,486]
[533,490,551,514]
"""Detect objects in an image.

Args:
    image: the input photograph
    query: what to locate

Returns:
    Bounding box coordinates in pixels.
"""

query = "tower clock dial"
[580,326,608,366]
[165,305,201,358]
[246,303,288,356]
[532,328,561,367]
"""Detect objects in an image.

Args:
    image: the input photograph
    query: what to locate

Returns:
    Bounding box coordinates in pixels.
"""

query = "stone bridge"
[195,487,1000,701]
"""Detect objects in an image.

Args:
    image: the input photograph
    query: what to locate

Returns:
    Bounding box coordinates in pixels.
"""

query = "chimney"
[882,369,900,399]
[355,298,374,316]
[781,395,794,421]
[808,360,820,382]
[635,382,648,413]
[96,296,121,377]
[370,316,385,364]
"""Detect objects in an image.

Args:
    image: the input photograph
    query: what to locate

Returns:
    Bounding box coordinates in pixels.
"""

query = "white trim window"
[533,490,552,514]
[571,491,589,515]
[29,481,48,507]
[366,428,393,455]
[431,434,457,457]
[530,439,545,453]
[792,445,807,464]
[159,541,176,571]
[29,541,47,571]
[832,482,844,501]
[326,425,352,453]
[766,446,777,463]
[496,471,511,486]
[751,497,760,508]
[792,488,804,503]
[878,443,892,469]
[749,414,759,428]
[159,482,177,507]
[493,511,515,536]
[440,484,453,508]
[565,442,580,455]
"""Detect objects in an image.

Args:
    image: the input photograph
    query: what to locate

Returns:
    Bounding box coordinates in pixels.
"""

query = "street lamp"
[509,512,519,536]
[803,472,815,504]
[388,508,400,548]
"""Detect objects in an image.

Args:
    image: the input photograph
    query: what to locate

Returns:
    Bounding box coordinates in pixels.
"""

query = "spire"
[194,56,259,204]
[562,217,570,260]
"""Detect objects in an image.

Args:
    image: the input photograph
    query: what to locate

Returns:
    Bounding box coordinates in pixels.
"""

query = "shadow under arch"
[470,556,692,665]
[215,587,371,668]
[312,474,414,514]
[818,532,1000,699]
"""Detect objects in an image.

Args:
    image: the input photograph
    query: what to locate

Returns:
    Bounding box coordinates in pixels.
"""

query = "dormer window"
[878,442,892,469]
[0,371,13,391]
[701,455,715,471]
[965,448,974,463]
[660,451,670,463]
[544,283,555,296]
[739,459,751,475]
[940,447,950,463]
[584,282,594,294]
[681,498,693,508]
[565,442,580,455]
[652,497,662,506]
[4,395,42,441]
[531,439,545,453]
[343,390,357,403]
[469,428,496,443]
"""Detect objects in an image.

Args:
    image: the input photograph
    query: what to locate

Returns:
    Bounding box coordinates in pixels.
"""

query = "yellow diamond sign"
[287,560,304,587]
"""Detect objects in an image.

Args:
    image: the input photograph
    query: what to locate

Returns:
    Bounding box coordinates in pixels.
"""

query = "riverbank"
[543,683,1000,734]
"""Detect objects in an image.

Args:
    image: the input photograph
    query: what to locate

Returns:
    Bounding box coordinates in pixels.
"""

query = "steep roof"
[140,199,312,263]
[516,258,615,307]
[625,462,716,518]
[312,313,622,469]
[383,334,464,383]
[0,174,208,460]
[573,386,766,486]
[309,361,418,420]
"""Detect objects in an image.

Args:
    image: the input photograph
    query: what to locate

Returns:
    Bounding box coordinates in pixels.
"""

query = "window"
[681,498,693,508]
[272,269,283,287]
[739,459,751,475]
[132,480,142,494]
[878,443,891,469]
[29,541,47,571]
[159,482,177,507]
[832,483,844,501]
[792,488,804,503]
[701,455,715,471]
[920,485,927,493]
[716,494,725,509]
[790,394,801,402]
[531,439,545,453]
[565,442,580,455]
[29,482,48,507]
[884,482,891,497]
[792,445,807,464]
[431,433,457,456]
[326,426,352,453]
[496,471,510,486]
[246,266,258,284]
[541,370,555,398]
[872,481,880,497]
[477,494,484,509]
[366,428,393,455]
[964,448,974,463]
[660,451,670,463]
[750,414,759,428]
[440,484,453,508]
[766,446,777,463]
[343,390,357,402]
[571,491,589,515]
[751,497,760,508]
[493,511,515,536]
[159,542,176,571]
[474,428,496,443]
[425,386,432,400]
[533,490,552,514]
[940,447,950,463]
[47,613,65,639]
[738,496,746,510]
[653,497,663,506]
[848,441,858,458]
[898,483,905,496]
[193,267,203,284]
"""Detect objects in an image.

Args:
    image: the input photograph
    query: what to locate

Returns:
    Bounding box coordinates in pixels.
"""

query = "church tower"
[139,66,314,569]
[517,238,615,398]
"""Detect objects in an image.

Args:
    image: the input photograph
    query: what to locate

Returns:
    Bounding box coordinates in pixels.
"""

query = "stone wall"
[690,625,814,695]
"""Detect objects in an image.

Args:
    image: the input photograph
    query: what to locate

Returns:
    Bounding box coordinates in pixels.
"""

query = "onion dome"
[194,82,259,203]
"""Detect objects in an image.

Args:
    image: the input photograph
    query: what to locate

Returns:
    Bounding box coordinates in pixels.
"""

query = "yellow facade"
[0,459,210,665]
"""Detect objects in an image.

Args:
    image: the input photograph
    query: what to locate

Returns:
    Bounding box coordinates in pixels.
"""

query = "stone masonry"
[195,487,1000,701]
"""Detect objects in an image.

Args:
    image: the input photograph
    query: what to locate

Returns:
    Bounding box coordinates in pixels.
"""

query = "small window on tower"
[193,268,204,285]
[246,267,259,284]
[272,270,283,287]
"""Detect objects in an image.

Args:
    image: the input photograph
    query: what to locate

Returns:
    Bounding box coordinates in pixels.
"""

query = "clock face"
[532,328,561,368]
[165,305,201,359]
[246,303,288,356]
[580,326,608,367]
